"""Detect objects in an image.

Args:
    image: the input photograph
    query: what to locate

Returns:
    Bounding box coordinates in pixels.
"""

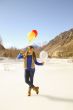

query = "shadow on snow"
[32,94,73,103]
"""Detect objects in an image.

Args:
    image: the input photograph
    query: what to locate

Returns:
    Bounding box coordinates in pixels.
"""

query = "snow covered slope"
[0,58,73,110]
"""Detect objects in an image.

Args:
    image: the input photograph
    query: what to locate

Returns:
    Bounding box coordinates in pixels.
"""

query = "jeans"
[25,68,35,88]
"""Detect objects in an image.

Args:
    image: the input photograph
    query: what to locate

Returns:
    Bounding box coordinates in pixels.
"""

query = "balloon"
[27,32,35,41]
[32,30,38,37]
[40,51,48,60]
[27,30,38,42]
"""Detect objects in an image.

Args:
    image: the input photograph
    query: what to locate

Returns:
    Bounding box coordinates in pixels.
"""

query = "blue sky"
[0,0,73,48]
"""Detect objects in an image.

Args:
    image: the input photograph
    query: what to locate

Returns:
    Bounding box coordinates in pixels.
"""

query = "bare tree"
[0,36,3,45]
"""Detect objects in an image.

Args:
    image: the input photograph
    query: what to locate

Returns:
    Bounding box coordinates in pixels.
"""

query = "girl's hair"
[29,46,34,49]
[32,51,36,61]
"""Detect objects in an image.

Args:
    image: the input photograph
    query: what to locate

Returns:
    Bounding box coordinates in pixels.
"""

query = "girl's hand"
[42,62,45,65]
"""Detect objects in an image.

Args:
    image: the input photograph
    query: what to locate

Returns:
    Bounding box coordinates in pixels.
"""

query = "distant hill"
[0,44,19,58]
[42,28,73,58]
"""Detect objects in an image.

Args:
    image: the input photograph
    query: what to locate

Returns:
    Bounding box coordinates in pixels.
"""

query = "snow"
[0,58,73,110]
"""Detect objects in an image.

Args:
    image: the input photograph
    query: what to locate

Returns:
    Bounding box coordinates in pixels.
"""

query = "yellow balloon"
[27,32,36,42]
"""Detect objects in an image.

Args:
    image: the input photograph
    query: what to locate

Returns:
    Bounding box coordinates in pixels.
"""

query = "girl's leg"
[30,69,39,94]
[29,69,35,88]
[25,69,30,86]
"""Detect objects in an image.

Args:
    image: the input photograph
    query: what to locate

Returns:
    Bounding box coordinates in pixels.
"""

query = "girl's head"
[27,46,34,55]
[26,46,36,60]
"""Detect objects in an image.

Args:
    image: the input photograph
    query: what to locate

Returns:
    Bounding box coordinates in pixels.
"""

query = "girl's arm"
[35,59,44,65]
[17,50,27,59]
[17,53,23,59]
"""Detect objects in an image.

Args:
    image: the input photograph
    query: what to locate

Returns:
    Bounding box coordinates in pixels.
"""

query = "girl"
[17,46,44,96]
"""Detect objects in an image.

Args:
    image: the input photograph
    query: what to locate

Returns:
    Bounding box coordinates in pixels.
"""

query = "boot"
[28,87,32,96]
[33,86,39,94]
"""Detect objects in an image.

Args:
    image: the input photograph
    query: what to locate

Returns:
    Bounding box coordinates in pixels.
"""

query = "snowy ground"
[0,58,73,110]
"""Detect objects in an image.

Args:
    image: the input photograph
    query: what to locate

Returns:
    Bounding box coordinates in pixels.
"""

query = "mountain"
[42,28,73,58]
[1,28,73,58]
[0,44,5,50]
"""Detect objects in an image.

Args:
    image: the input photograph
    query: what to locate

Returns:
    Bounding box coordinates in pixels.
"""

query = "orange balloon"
[32,30,38,37]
